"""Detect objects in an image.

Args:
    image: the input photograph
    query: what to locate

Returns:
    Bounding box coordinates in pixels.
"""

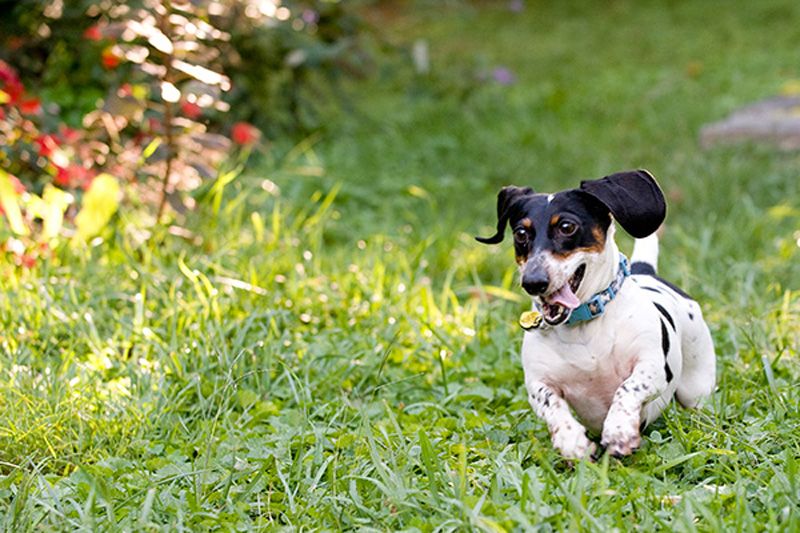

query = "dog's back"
[630,234,716,411]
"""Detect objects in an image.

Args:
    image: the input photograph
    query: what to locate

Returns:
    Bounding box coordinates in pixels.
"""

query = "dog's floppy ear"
[475,185,534,244]
[579,169,666,238]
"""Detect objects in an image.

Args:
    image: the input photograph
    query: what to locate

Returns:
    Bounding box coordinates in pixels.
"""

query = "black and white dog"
[477,170,716,459]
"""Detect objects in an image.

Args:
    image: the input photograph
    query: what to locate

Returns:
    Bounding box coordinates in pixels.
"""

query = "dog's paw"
[551,424,596,460]
[600,419,641,457]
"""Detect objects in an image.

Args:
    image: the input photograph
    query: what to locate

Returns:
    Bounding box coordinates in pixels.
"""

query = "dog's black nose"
[522,271,550,295]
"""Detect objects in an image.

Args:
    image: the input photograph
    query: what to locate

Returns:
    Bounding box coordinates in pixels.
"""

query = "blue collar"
[565,254,630,326]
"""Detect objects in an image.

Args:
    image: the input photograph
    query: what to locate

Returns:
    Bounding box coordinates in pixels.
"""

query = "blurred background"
[1,0,799,529]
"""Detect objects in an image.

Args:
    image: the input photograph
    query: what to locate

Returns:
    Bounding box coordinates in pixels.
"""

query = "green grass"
[2,0,800,529]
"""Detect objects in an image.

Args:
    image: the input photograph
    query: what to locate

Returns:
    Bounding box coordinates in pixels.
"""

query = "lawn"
[1,0,800,530]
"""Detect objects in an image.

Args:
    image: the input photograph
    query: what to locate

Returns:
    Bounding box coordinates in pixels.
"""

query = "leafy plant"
[216,0,373,135]
[0,60,114,266]
[0,3,264,263]
[79,0,240,218]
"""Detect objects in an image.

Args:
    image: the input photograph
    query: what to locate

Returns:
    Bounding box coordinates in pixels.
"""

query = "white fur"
[631,233,659,268]
[520,225,619,304]
[521,228,716,459]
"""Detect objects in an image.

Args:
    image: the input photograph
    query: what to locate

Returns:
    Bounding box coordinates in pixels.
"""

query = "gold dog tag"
[519,310,543,331]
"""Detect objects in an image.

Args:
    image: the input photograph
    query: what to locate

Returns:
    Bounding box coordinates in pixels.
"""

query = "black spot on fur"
[654,276,693,300]
[660,319,673,382]
[639,275,694,301]
[653,302,676,331]
[688,312,694,320]
[631,261,656,276]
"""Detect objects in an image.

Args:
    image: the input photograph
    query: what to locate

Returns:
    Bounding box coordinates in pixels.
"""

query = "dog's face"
[507,190,613,324]
[477,170,666,325]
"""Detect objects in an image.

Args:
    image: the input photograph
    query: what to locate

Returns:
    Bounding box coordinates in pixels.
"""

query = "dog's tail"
[630,232,660,275]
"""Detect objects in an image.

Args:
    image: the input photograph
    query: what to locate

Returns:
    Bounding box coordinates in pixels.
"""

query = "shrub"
[0,59,123,267]
[0,2,258,264]
[216,0,373,135]
[0,0,371,136]
[0,1,372,267]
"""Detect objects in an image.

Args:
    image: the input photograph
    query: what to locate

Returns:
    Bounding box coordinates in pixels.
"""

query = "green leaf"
[0,169,29,236]
[73,174,120,243]
[418,429,440,501]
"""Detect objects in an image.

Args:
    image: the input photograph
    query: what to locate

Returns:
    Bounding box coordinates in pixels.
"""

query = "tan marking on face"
[549,214,560,227]
[515,219,533,265]
[550,224,606,259]
[592,226,606,245]
[551,242,605,259]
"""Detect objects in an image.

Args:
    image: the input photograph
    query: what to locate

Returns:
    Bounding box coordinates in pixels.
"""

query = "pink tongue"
[548,284,580,309]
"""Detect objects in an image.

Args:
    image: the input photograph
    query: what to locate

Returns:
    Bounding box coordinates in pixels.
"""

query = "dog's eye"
[557,220,578,237]
[513,228,529,243]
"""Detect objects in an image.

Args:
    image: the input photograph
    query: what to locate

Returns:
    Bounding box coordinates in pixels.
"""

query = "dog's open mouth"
[539,264,586,325]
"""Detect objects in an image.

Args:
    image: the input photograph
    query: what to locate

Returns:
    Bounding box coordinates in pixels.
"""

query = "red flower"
[55,165,95,190]
[181,100,202,120]
[231,122,260,146]
[8,174,25,195]
[20,254,37,269]
[0,61,24,104]
[6,37,24,51]
[60,125,81,144]
[101,48,121,69]
[19,98,41,114]
[118,83,133,97]
[0,60,19,85]
[35,134,60,158]
[147,117,161,133]
[83,25,103,41]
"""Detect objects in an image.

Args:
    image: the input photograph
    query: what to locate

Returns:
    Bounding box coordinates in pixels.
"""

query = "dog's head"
[476,170,666,325]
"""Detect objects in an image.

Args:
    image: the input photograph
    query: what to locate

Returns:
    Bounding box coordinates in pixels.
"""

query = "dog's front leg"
[601,361,667,456]
[527,380,596,460]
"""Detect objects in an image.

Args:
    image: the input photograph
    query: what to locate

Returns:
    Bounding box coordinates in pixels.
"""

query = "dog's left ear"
[475,185,534,244]
[579,169,666,238]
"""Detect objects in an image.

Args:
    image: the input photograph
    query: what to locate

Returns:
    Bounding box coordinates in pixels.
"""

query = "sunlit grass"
[1,0,800,529]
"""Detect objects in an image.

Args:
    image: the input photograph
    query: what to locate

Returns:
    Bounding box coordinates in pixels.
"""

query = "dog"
[476,170,716,459]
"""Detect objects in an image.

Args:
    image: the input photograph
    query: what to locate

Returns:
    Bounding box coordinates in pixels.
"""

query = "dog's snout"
[522,270,550,295]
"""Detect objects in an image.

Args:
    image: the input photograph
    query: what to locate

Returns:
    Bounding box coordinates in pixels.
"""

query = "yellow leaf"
[767,203,799,220]
[478,518,508,533]
[73,174,120,243]
[0,169,29,236]
[407,184,430,199]
[251,211,265,243]
[142,137,161,160]
[26,185,73,241]
[131,84,149,101]
[781,80,800,95]
[41,185,73,241]
[0,90,9,104]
